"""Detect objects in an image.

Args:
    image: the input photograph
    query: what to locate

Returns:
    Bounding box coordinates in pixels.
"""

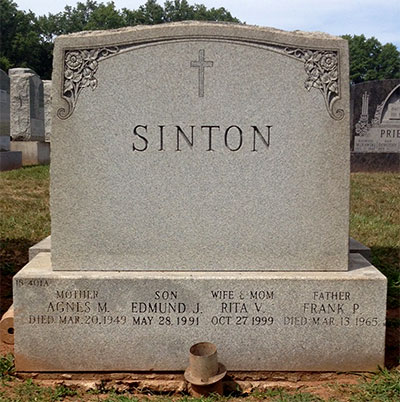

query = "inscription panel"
[14,254,386,372]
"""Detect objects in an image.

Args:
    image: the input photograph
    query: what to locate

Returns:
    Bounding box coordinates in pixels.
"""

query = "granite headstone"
[0,69,11,150]
[10,68,45,141]
[0,69,22,171]
[43,80,52,142]
[13,23,386,372]
[351,79,400,171]
[50,24,350,272]
[352,79,400,153]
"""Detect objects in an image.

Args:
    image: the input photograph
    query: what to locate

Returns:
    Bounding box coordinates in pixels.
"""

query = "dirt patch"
[0,371,366,401]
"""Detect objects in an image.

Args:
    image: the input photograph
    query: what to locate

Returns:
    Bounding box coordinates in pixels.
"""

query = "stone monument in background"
[0,69,22,171]
[351,79,400,171]
[13,23,386,372]
[43,80,52,142]
[9,68,50,165]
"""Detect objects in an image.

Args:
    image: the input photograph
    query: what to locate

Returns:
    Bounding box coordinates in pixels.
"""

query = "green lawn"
[350,173,400,308]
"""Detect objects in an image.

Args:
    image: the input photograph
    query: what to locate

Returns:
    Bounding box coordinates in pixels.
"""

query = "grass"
[349,368,400,401]
[0,378,78,402]
[0,167,399,401]
[350,172,400,308]
[0,353,399,401]
[0,165,50,241]
[0,354,14,380]
[0,165,50,315]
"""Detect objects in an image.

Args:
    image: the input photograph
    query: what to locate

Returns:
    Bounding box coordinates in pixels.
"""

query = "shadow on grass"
[370,246,399,368]
[370,246,400,309]
[0,238,34,316]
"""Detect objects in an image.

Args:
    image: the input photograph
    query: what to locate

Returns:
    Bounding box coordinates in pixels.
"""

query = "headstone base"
[0,150,22,171]
[14,253,386,372]
[349,238,371,262]
[29,235,51,261]
[10,141,50,166]
[0,135,10,151]
[28,236,371,262]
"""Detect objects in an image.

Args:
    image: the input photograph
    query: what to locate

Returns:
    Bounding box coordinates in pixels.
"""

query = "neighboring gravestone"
[351,79,400,171]
[10,68,45,141]
[0,69,11,150]
[13,23,386,372]
[43,80,52,142]
[0,69,22,171]
[9,68,50,165]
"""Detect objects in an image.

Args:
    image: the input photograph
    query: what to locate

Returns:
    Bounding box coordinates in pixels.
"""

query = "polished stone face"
[352,79,400,153]
[50,23,350,272]
[0,69,10,144]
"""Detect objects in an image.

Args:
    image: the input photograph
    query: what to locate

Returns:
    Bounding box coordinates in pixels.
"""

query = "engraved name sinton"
[132,124,272,152]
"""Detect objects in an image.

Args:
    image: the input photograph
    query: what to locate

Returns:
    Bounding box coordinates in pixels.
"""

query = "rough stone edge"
[58,21,342,41]
[51,21,349,122]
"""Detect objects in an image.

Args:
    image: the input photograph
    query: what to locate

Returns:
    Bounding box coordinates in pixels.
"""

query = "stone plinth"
[0,150,22,171]
[28,235,371,262]
[349,237,371,261]
[14,253,386,372]
[29,235,51,261]
[10,141,50,166]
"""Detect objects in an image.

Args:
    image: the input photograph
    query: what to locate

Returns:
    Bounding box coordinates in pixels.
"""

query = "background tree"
[2,0,399,82]
[342,34,400,83]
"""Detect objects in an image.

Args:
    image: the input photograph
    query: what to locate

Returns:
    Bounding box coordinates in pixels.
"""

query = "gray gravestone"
[10,68,45,141]
[43,80,52,142]
[352,79,400,153]
[50,25,350,273]
[0,69,22,171]
[0,69,11,150]
[13,23,386,372]
[351,79,400,171]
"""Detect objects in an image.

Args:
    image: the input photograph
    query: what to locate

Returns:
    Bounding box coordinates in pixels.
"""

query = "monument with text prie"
[13,22,386,372]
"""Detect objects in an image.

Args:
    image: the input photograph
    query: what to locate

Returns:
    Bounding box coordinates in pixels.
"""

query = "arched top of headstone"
[53,22,348,121]
[9,67,36,76]
[380,84,400,125]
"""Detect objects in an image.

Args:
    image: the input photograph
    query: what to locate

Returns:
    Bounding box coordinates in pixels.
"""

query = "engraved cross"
[190,49,214,97]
